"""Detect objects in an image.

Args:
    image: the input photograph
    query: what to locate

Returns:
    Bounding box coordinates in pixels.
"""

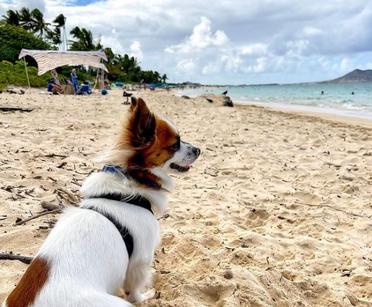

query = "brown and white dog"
[3,97,200,307]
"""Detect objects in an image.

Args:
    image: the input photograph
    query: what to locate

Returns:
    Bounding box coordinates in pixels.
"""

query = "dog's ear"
[128,97,156,148]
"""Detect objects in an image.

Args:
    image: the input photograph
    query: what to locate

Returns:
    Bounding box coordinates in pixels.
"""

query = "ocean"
[179,83,372,119]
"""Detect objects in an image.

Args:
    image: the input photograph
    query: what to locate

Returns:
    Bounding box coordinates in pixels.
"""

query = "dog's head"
[114,97,200,188]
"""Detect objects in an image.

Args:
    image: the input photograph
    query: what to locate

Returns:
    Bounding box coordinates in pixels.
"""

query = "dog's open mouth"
[170,163,190,172]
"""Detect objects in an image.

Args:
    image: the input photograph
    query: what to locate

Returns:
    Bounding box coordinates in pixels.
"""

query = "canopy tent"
[18,49,108,91]
[18,49,108,76]
[19,49,108,76]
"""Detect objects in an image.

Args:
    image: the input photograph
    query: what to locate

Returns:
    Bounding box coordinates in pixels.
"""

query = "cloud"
[0,0,46,13]
[165,17,228,53]
[240,44,268,56]
[1,0,372,83]
[176,59,196,73]
[167,19,274,77]
[339,57,354,73]
[129,41,143,60]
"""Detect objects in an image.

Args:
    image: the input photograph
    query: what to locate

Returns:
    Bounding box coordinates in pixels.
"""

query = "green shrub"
[0,60,50,89]
[0,24,50,63]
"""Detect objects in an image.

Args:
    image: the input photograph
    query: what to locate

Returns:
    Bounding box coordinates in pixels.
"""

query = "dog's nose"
[193,147,201,157]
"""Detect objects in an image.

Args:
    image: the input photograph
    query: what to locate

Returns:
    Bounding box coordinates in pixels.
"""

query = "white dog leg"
[124,262,155,303]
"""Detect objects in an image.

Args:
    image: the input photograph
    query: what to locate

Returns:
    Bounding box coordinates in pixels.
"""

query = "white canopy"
[19,49,108,76]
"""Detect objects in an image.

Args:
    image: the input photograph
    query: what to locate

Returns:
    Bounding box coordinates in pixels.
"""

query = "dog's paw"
[127,289,155,303]
[142,288,155,300]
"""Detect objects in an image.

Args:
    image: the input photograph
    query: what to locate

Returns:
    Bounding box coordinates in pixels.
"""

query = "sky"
[1,0,372,84]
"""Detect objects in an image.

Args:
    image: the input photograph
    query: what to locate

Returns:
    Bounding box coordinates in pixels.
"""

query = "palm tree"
[69,26,101,51]
[53,14,66,28]
[18,8,33,30]
[161,74,168,83]
[2,10,19,26]
[46,14,66,46]
[104,47,115,63]
[30,8,49,37]
[46,27,61,45]
[154,71,160,83]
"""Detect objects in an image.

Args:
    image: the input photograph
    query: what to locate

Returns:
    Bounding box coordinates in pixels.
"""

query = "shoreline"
[177,85,372,124]
[234,100,372,129]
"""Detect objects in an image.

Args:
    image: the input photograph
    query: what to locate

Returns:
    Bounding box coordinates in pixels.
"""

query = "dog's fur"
[3,97,200,307]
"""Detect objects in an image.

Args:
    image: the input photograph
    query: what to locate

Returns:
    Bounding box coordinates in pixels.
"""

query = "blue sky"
[1,0,372,84]
[70,0,97,5]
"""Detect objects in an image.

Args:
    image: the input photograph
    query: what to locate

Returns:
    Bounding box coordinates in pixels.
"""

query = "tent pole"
[23,58,31,89]
[93,69,99,90]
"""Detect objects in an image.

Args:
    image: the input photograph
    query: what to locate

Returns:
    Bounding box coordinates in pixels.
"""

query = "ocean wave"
[341,102,365,110]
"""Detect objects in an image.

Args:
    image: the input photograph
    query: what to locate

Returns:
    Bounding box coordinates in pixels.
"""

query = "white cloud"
[165,17,228,53]
[221,53,242,72]
[240,43,268,56]
[339,57,353,72]
[176,59,196,73]
[302,26,323,36]
[1,0,372,83]
[285,40,310,57]
[202,62,219,75]
[251,57,268,73]
[129,41,143,60]
[100,36,125,54]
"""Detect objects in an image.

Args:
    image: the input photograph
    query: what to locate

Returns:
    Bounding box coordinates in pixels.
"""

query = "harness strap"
[85,206,134,257]
[88,193,153,214]
[84,193,153,258]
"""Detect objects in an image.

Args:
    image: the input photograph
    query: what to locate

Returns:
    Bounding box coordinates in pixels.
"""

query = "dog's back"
[3,207,132,307]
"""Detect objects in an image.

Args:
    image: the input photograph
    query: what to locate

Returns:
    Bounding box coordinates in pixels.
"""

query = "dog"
[3,97,200,307]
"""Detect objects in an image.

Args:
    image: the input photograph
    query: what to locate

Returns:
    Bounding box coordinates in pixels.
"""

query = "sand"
[0,89,371,306]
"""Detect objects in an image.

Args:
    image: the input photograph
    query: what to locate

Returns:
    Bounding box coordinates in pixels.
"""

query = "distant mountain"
[325,69,372,83]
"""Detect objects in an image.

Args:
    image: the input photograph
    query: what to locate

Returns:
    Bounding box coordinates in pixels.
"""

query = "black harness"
[84,167,154,258]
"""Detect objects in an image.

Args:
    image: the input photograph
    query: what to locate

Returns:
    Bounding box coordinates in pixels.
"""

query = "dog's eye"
[169,138,180,151]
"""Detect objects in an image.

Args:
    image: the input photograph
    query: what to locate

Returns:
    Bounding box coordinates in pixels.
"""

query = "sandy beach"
[0,89,371,306]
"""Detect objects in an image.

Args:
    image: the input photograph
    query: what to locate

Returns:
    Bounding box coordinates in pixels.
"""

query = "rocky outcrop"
[223,96,234,107]
[326,69,372,83]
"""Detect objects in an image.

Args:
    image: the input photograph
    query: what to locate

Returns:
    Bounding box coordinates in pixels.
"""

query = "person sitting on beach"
[47,70,64,95]
[47,77,64,95]
[103,80,111,90]
[76,81,92,95]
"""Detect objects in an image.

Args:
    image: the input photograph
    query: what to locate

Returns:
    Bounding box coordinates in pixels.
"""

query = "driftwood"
[0,253,33,264]
[55,187,80,205]
[34,153,68,159]
[6,89,25,95]
[0,107,33,113]
[43,153,67,158]
[15,209,62,226]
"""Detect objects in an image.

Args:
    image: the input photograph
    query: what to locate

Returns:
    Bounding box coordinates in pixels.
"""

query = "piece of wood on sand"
[0,106,33,113]
[15,208,62,226]
[0,253,33,264]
